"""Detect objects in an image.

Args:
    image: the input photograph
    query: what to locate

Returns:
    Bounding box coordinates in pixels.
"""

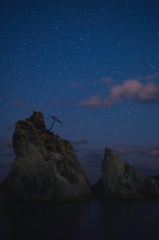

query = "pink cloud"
[111,80,142,99]
[79,94,112,108]
[11,99,48,110]
[111,80,159,102]
[143,72,159,81]
[146,148,159,158]
[114,144,159,158]
[79,79,159,108]
[101,77,114,85]
[115,144,143,156]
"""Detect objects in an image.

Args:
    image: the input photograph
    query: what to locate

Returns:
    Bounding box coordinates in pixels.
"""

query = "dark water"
[0,199,159,240]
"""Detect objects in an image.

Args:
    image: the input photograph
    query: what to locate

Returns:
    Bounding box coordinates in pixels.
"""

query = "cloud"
[74,147,103,170]
[114,144,159,158]
[104,144,159,175]
[101,77,114,85]
[77,148,104,167]
[77,144,159,182]
[113,144,159,174]
[143,72,159,81]
[114,145,145,159]
[146,147,159,158]
[79,94,113,108]
[79,79,159,108]
[111,80,159,102]
[11,99,48,110]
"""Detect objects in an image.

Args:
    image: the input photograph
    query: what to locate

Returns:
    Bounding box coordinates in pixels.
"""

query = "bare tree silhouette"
[48,115,62,131]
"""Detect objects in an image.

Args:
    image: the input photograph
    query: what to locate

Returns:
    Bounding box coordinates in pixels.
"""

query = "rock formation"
[93,147,159,199]
[0,111,92,201]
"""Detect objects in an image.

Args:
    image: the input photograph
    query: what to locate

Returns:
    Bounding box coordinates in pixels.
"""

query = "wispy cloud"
[143,72,159,81]
[114,144,159,158]
[77,144,159,180]
[79,94,113,108]
[77,148,104,168]
[11,99,48,110]
[146,147,159,158]
[79,78,159,108]
[101,77,114,85]
[112,144,159,176]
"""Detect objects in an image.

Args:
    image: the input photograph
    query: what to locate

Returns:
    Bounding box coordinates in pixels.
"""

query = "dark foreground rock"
[93,147,159,199]
[0,112,92,201]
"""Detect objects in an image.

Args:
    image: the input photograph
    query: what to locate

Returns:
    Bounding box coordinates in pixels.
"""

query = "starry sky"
[0,0,159,184]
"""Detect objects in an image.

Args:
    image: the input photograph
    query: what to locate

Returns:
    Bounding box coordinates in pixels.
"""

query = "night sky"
[0,0,159,183]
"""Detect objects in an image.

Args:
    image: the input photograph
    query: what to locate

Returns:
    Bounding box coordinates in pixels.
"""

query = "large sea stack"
[0,112,92,201]
[93,147,159,199]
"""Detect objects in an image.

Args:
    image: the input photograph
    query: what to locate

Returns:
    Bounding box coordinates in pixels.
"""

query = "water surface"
[0,199,159,240]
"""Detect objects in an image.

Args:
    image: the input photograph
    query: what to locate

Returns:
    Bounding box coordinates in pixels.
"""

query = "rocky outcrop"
[93,147,159,199]
[0,111,92,201]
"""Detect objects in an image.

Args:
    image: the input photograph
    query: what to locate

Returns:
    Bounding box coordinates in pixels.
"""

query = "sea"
[0,199,159,240]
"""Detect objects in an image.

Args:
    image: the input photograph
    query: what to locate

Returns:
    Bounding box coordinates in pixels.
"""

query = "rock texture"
[0,111,92,201]
[93,147,159,199]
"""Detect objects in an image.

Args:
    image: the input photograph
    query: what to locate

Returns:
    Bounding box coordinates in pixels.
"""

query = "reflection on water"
[0,199,159,240]
[100,200,159,239]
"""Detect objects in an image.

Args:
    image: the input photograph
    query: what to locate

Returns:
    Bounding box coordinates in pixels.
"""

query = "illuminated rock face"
[0,112,92,201]
[93,147,159,199]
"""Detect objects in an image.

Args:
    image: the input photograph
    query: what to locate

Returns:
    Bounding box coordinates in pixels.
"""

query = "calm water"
[0,199,159,240]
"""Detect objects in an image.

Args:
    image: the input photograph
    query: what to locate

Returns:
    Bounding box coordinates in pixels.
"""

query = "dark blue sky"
[0,0,159,183]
